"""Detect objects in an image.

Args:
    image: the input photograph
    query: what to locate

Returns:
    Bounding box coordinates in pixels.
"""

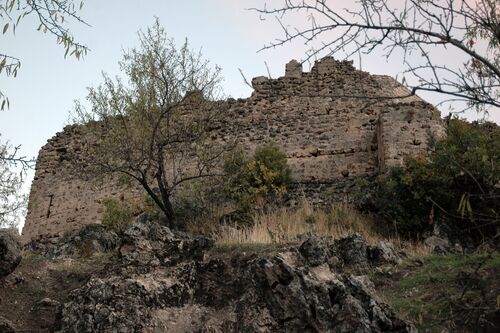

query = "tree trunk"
[140,180,176,227]
[162,196,175,227]
[155,163,176,228]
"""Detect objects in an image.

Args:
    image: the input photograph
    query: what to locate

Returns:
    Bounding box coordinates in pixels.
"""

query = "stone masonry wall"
[23,127,144,242]
[22,57,445,243]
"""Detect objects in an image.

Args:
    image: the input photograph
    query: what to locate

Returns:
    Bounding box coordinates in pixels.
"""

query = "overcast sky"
[1,0,498,228]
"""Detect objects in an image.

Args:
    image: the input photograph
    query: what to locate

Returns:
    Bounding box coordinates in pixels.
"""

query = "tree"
[1,0,88,110]
[0,135,31,227]
[73,20,226,228]
[253,0,499,113]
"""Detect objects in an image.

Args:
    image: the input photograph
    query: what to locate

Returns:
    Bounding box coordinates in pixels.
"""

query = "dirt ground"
[0,253,114,333]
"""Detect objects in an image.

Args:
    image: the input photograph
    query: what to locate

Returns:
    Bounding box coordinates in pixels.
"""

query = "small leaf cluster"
[1,0,88,110]
[0,135,32,227]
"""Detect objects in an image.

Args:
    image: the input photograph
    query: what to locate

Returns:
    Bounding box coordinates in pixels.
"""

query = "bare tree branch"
[252,0,499,113]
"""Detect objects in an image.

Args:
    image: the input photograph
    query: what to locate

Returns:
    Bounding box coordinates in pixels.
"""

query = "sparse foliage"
[0,135,33,227]
[254,0,499,113]
[73,20,226,228]
[0,0,88,110]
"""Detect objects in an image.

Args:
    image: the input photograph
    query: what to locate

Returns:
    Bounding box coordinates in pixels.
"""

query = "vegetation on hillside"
[366,118,499,241]
[375,253,500,332]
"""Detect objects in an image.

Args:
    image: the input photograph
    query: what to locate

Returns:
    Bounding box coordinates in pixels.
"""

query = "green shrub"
[373,119,499,240]
[223,142,292,212]
[253,142,292,191]
[172,190,211,226]
[102,197,142,233]
[224,143,292,202]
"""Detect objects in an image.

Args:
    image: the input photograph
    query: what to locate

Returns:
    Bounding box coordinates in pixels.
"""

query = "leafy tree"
[0,135,31,227]
[254,0,499,113]
[1,0,88,110]
[73,20,226,228]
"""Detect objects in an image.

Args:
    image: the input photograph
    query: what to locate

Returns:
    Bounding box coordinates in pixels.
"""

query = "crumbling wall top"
[310,57,355,75]
[251,57,373,98]
[285,59,303,78]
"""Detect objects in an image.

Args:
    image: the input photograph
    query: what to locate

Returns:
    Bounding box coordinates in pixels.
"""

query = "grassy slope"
[373,253,500,332]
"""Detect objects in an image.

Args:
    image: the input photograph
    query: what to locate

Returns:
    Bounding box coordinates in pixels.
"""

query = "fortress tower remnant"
[22,57,445,243]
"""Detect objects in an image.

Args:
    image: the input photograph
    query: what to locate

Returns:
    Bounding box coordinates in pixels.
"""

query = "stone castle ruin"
[22,57,445,243]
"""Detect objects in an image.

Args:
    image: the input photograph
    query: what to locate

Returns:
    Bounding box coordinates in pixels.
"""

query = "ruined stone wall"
[22,57,445,243]
[22,127,144,242]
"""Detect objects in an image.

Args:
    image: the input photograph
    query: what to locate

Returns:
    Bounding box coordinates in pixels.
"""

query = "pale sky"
[1,0,498,228]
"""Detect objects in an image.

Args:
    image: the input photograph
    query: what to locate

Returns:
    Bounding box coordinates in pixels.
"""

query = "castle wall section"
[22,127,143,242]
[22,57,444,243]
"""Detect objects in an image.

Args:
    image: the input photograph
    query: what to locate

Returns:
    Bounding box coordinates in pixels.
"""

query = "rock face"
[60,217,414,332]
[299,234,403,272]
[22,57,445,243]
[0,316,16,333]
[25,224,121,257]
[0,229,22,278]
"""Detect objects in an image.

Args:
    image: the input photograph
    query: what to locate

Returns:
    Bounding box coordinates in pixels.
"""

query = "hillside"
[2,212,499,332]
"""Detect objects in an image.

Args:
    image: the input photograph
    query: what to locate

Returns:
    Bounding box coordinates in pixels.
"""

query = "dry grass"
[211,202,431,257]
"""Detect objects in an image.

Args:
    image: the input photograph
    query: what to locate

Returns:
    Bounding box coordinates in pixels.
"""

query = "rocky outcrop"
[60,216,414,332]
[118,213,213,267]
[299,234,403,272]
[25,224,121,257]
[0,229,22,278]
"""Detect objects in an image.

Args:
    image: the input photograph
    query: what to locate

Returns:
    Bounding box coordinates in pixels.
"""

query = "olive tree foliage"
[0,0,88,110]
[73,21,226,227]
[253,0,499,113]
[0,136,32,227]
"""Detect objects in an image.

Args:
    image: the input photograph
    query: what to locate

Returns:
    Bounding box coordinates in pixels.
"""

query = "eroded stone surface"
[0,229,22,278]
[60,217,415,333]
[25,224,121,258]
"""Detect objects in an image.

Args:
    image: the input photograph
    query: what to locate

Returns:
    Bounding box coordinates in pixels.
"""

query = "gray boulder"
[331,233,371,270]
[119,213,214,267]
[298,234,403,272]
[0,228,22,278]
[368,241,404,265]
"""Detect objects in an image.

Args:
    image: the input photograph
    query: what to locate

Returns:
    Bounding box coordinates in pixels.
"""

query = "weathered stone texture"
[22,57,445,243]
[0,228,22,278]
[23,127,144,242]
